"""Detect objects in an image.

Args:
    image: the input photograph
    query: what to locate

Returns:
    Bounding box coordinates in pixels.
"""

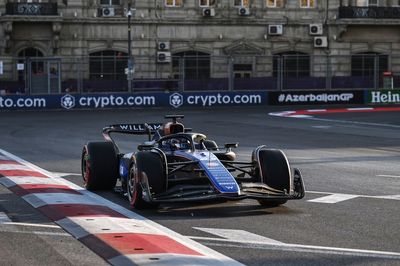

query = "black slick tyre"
[255,149,290,207]
[81,142,118,190]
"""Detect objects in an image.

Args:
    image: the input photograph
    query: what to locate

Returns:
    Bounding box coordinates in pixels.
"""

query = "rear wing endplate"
[102,123,163,144]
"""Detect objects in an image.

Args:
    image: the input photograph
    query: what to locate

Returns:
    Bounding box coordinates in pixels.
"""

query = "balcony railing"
[6,3,58,16]
[339,6,400,19]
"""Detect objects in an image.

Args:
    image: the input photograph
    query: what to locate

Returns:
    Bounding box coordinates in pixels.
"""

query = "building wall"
[0,0,399,82]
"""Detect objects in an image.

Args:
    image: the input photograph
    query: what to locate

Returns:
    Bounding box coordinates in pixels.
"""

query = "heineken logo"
[370,91,400,104]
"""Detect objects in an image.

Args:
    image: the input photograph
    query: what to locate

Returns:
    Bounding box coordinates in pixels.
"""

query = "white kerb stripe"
[308,194,359,204]
[0,155,11,161]
[22,193,104,208]
[109,253,243,266]
[347,107,374,111]
[0,164,32,171]
[57,217,163,239]
[0,176,67,188]
[291,115,312,118]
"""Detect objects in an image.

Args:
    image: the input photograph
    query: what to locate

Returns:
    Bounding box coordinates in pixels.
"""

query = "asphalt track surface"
[0,106,399,265]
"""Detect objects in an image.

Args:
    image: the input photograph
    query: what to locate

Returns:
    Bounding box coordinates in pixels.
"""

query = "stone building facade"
[0,0,400,93]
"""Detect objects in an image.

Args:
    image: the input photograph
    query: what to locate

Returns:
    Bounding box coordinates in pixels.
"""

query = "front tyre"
[254,148,291,207]
[128,151,166,209]
[81,142,118,190]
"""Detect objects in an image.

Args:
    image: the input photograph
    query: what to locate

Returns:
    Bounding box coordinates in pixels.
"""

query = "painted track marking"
[307,191,400,202]
[0,212,11,223]
[378,174,400,178]
[307,193,359,204]
[190,228,400,260]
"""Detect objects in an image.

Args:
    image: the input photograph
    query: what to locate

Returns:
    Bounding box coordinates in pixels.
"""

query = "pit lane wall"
[0,90,398,110]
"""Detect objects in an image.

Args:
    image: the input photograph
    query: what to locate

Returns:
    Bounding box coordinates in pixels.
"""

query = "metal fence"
[0,54,398,94]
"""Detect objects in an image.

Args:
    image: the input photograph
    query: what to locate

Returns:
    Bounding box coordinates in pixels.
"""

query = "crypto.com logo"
[169,93,183,108]
[61,94,75,109]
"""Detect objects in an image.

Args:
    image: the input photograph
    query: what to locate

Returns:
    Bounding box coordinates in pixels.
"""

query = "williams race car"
[81,115,305,209]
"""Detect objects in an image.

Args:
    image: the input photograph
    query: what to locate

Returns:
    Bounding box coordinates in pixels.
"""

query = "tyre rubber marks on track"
[0,149,242,266]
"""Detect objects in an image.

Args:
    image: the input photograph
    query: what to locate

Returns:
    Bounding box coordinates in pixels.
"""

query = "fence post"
[179,57,185,91]
[277,56,283,91]
[77,57,82,93]
[326,54,332,90]
[228,56,233,91]
[374,55,379,89]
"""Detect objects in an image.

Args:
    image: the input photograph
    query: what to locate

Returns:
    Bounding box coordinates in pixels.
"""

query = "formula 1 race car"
[81,115,305,209]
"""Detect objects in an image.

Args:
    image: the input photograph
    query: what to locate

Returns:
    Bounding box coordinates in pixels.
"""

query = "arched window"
[351,52,388,77]
[89,50,127,80]
[18,47,44,81]
[172,51,210,79]
[273,52,310,77]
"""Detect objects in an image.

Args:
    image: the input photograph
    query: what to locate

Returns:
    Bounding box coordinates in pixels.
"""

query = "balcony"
[339,6,400,19]
[6,3,58,16]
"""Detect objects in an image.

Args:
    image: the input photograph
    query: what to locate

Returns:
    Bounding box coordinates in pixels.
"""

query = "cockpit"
[158,133,208,152]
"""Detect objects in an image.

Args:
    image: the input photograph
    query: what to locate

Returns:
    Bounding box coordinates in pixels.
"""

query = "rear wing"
[102,123,163,144]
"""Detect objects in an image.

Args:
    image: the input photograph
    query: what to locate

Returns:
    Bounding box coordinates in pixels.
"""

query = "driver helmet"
[163,122,184,135]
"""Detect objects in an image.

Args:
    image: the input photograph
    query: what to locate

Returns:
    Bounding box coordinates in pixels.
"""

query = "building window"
[100,0,120,5]
[355,0,378,6]
[234,64,252,78]
[199,0,216,7]
[351,53,388,77]
[89,50,127,80]
[266,0,284,8]
[273,52,310,77]
[299,0,315,8]
[165,0,183,7]
[392,0,400,6]
[172,51,210,79]
[234,0,250,7]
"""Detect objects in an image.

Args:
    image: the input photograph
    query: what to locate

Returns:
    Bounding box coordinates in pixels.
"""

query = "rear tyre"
[128,151,166,209]
[255,148,290,207]
[81,142,118,190]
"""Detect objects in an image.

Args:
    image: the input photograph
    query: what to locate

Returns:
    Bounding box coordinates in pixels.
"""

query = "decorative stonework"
[223,40,264,55]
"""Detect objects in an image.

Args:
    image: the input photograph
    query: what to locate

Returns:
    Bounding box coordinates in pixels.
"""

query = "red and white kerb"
[0,150,242,266]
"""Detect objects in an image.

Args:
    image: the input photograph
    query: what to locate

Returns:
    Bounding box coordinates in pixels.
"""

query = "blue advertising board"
[0,91,267,111]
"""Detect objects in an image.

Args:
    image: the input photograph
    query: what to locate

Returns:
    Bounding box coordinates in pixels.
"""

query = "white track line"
[3,222,61,229]
[306,190,400,201]
[308,194,359,204]
[200,241,400,260]
[0,212,12,223]
[377,174,400,178]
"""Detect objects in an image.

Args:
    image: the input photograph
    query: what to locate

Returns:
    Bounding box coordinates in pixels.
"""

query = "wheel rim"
[128,166,138,207]
[82,148,91,188]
